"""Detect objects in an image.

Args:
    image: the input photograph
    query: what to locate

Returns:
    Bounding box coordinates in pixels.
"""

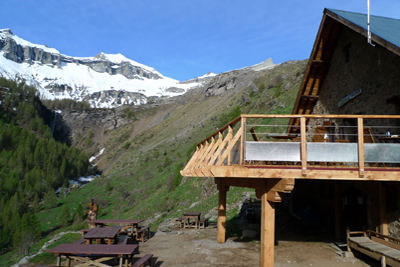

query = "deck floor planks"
[349,237,400,260]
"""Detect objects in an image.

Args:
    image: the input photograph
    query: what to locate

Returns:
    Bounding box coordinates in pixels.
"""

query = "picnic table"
[93,219,143,239]
[183,212,201,229]
[47,243,138,267]
[84,226,121,245]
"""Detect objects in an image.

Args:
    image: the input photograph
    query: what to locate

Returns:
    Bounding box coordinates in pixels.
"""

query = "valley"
[0,27,310,266]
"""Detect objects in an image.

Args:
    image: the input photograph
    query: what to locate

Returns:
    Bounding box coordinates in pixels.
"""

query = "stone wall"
[311,26,400,236]
[313,26,400,137]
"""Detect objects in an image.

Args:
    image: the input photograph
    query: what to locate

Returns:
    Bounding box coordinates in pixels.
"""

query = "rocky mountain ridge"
[0,29,203,108]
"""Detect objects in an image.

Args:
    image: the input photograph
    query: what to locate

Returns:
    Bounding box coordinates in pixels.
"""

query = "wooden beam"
[202,134,223,168]
[219,178,294,192]
[206,165,400,181]
[216,126,243,166]
[181,146,200,175]
[260,188,275,267]
[216,178,229,243]
[250,127,260,141]
[208,127,233,169]
[240,118,246,165]
[198,137,215,168]
[198,116,242,146]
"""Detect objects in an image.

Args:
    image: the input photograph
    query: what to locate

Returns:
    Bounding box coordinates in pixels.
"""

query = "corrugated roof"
[327,8,400,49]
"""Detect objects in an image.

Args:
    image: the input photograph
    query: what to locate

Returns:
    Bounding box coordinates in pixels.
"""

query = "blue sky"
[1,0,400,81]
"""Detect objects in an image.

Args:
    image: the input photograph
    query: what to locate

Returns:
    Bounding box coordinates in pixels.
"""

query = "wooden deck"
[182,114,400,181]
[181,114,400,267]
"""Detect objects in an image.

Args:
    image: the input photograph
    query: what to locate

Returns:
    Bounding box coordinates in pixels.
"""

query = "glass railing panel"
[245,141,300,161]
[307,143,358,162]
[364,143,400,163]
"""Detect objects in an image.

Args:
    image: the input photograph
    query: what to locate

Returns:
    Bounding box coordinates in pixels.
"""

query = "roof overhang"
[288,8,400,133]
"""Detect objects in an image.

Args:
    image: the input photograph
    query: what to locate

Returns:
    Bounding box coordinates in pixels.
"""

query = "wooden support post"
[216,178,229,243]
[260,189,275,267]
[379,182,389,236]
[240,117,246,165]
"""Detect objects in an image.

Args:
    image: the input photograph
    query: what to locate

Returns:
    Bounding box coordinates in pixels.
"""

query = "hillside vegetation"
[0,78,91,262]
[0,59,307,266]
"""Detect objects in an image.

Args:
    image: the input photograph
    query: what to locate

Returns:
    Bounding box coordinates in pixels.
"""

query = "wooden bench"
[131,254,153,267]
[199,218,209,229]
[71,238,85,244]
[136,226,150,242]
[175,218,184,228]
[347,228,400,267]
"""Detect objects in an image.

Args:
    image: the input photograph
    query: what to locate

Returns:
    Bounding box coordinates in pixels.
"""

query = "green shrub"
[123,142,131,149]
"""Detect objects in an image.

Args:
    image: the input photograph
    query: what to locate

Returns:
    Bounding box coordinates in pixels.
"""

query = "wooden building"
[182,8,400,267]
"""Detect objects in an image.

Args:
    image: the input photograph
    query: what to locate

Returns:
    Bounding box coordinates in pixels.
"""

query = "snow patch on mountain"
[0,29,204,108]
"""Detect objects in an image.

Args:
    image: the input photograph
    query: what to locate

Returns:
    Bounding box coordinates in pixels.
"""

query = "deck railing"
[182,114,400,178]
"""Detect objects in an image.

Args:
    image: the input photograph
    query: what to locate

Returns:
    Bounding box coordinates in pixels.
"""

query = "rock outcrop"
[0,29,202,108]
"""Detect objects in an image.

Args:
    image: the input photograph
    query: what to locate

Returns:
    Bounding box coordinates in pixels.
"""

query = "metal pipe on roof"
[367,0,375,46]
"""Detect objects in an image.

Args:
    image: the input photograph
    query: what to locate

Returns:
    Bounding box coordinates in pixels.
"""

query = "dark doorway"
[341,187,368,238]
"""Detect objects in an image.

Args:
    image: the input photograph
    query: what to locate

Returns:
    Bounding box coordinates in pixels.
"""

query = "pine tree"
[73,203,85,223]
[32,194,40,212]
[43,189,57,209]
[58,205,71,227]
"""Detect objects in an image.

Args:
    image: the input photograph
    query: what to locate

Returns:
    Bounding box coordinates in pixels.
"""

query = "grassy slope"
[0,60,307,266]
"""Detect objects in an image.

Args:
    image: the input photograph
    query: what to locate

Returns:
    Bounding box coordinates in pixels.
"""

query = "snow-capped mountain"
[0,28,204,108]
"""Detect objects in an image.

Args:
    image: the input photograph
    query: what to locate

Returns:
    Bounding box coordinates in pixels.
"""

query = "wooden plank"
[193,142,210,169]
[182,147,200,173]
[357,118,365,177]
[240,118,246,165]
[371,236,400,251]
[184,146,203,173]
[250,127,260,141]
[47,244,138,255]
[208,127,233,169]
[267,191,282,202]
[202,133,223,168]
[198,116,242,146]
[206,165,400,181]
[260,190,275,267]
[216,126,243,166]
[198,137,215,168]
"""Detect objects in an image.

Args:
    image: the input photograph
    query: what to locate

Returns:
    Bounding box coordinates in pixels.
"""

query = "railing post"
[240,117,246,165]
[300,117,307,176]
[357,117,365,178]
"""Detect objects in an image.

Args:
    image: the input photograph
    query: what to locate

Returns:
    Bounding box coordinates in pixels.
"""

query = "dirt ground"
[135,225,380,267]
[138,224,381,267]
[26,221,382,267]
